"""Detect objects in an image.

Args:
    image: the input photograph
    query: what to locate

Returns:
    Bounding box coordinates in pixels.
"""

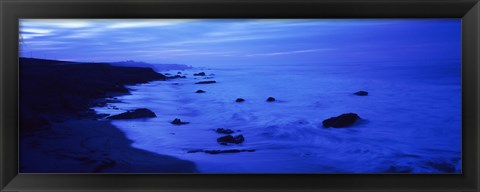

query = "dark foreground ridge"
[188,149,256,154]
[20,57,166,124]
[19,58,197,173]
[107,108,157,119]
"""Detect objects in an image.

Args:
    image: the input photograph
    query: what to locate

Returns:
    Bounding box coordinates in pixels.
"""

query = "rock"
[236,98,245,102]
[217,134,245,144]
[168,75,186,79]
[266,97,276,102]
[322,113,361,128]
[195,90,206,93]
[354,91,368,96]
[107,108,156,119]
[171,118,189,125]
[216,128,234,134]
[164,73,172,76]
[177,72,182,74]
[193,72,206,76]
[195,80,216,84]
[188,149,256,154]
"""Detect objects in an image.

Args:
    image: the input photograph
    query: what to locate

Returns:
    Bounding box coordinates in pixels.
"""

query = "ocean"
[93,60,461,173]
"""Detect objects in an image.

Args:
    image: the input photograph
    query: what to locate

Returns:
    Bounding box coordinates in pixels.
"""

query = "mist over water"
[94,60,461,173]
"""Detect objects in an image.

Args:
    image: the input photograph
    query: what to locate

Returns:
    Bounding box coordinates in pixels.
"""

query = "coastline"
[19,58,197,173]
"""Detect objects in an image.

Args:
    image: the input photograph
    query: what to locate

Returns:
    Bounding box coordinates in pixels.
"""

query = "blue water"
[94,60,461,173]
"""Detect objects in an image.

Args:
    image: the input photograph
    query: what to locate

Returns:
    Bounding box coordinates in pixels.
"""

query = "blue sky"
[19,19,461,66]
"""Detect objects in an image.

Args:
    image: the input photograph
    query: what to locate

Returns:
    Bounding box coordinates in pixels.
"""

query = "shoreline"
[19,57,198,173]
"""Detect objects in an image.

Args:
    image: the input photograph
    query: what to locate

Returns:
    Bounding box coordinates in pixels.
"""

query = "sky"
[19,19,461,67]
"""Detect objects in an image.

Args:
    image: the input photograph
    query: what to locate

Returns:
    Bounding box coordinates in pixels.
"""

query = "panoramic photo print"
[19,19,461,173]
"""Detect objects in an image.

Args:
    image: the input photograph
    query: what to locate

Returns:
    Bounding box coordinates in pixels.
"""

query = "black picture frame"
[1,0,479,191]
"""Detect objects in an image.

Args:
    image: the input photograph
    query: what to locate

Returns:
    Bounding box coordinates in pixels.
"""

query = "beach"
[19,58,197,173]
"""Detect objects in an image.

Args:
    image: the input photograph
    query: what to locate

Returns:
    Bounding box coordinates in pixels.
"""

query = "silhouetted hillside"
[20,58,166,130]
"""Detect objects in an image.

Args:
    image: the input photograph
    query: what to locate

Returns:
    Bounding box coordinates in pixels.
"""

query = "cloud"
[21,19,93,28]
[164,35,275,46]
[20,28,54,39]
[245,48,335,57]
[21,28,52,34]
[106,19,194,29]
[170,51,236,56]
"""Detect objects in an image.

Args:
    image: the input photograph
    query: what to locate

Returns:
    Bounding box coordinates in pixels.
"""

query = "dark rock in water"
[193,72,206,76]
[217,134,245,144]
[188,149,256,154]
[171,118,189,125]
[164,73,171,76]
[236,98,245,102]
[177,72,182,74]
[322,113,360,128]
[195,80,216,84]
[107,108,156,119]
[195,90,206,93]
[216,128,234,134]
[266,97,276,102]
[168,75,186,79]
[354,91,368,96]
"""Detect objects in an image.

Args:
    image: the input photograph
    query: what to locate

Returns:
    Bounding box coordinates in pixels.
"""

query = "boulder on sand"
[217,134,245,144]
[107,108,156,119]
[322,113,361,128]
[195,90,206,93]
[216,128,234,134]
[195,80,216,84]
[354,91,368,96]
[171,118,189,125]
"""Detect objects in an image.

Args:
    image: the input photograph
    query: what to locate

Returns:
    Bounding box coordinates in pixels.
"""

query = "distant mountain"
[109,60,192,71]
